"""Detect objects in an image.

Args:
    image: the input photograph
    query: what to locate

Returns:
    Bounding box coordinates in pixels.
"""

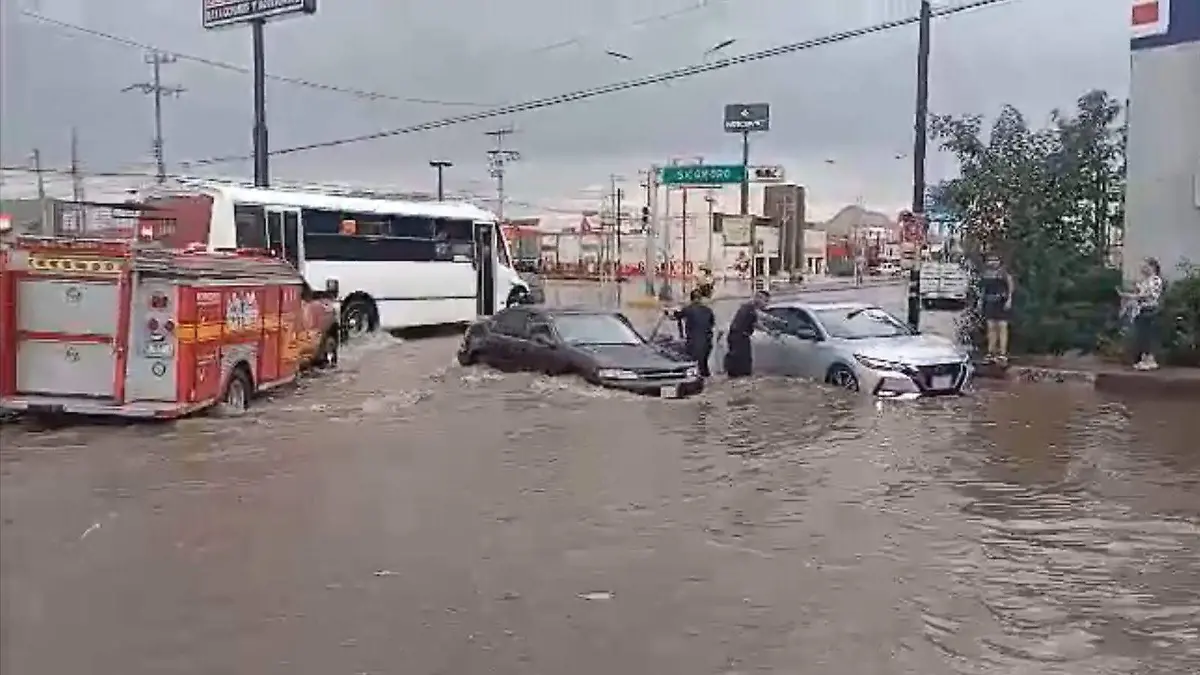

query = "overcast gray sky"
[1,0,1131,221]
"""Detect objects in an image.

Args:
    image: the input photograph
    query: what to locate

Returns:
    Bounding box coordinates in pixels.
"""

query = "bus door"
[264,207,302,269]
[473,221,496,316]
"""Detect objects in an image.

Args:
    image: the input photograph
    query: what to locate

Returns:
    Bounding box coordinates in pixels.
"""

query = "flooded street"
[2,286,1198,674]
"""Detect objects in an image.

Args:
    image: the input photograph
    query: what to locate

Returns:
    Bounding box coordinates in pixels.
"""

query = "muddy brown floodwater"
[2,291,1198,675]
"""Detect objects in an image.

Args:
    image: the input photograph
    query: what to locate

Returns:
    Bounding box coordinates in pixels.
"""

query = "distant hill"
[814,205,897,236]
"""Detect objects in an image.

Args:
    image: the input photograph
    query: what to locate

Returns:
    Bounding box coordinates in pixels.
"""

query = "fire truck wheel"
[218,367,253,415]
[313,330,339,369]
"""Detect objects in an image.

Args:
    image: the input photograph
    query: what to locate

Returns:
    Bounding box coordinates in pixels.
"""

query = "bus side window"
[392,215,433,238]
[301,209,342,234]
[434,218,474,260]
[234,204,267,249]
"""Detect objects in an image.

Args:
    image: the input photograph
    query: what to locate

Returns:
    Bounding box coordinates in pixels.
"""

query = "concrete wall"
[1125,0,1200,281]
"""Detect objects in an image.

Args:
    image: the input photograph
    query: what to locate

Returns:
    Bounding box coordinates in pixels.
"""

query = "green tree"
[931,90,1126,356]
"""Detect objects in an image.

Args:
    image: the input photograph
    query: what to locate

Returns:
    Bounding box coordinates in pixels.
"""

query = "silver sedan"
[749,300,973,398]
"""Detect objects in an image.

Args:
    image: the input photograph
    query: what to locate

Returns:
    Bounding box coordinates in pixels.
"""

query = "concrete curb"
[975,362,1200,397]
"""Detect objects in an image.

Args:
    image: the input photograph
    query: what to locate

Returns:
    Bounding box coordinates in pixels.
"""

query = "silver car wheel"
[828,364,860,392]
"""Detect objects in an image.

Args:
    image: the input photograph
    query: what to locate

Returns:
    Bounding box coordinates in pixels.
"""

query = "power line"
[0,164,590,214]
[17,2,735,110]
[18,11,494,108]
[180,0,1018,167]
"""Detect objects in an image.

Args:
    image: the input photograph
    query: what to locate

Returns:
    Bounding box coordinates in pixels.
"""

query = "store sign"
[1132,0,1170,39]
[203,0,317,30]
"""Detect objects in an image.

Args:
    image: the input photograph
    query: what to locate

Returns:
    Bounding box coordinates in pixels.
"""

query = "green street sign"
[659,164,746,185]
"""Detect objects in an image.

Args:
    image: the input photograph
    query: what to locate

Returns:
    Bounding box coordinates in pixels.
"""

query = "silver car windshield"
[815,307,912,339]
[552,314,643,346]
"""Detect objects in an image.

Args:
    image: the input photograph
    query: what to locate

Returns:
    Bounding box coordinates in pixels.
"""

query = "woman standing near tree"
[980,253,1014,364]
[1121,257,1164,371]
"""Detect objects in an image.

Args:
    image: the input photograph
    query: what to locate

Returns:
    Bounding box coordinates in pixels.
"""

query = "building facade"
[762,184,807,277]
[1125,0,1200,280]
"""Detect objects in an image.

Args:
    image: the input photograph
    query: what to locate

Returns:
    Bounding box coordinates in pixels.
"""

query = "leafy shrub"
[1161,266,1200,366]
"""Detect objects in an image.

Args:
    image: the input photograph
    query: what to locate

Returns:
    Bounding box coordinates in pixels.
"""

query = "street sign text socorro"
[203,0,317,29]
[660,164,746,185]
[723,103,770,133]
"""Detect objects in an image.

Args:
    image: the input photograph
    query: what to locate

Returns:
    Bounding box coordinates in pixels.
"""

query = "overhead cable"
[181,0,1016,167]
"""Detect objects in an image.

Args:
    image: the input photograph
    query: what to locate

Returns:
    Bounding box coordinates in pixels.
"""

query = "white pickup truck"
[919,262,970,308]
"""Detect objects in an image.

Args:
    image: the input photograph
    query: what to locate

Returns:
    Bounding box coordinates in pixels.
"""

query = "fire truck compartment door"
[16,342,116,397]
[18,279,120,335]
[14,278,121,397]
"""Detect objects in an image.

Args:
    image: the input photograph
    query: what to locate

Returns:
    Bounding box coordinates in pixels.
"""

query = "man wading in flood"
[724,290,772,378]
[670,288,716,377]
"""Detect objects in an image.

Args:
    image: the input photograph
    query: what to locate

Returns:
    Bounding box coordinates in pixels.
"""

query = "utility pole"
[740,131,751,215]
[429,160,452,200]
[69,127,83,203]
[485,127,520,222]
[705,191,716,278]
[642,167,658,297]
[615,187,624,305]
[69,128,85,234]
[32,149,50,236]
[123,51,184,184]
[681,186,689,292]
[906,0,932,331]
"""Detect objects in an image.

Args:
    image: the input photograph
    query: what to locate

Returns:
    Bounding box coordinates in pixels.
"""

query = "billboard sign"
[721,215,754,246]
[203,0,317,30]
[723,103,770,133]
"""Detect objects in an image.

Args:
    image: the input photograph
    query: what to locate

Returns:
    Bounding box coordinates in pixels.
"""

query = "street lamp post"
[906,0,932,331]
[429,160,452,201]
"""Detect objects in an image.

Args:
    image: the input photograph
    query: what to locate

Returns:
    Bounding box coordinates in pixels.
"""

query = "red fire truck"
[0,237,340,419]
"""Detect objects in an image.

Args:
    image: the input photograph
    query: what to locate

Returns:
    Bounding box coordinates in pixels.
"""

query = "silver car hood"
[838,334,967,365]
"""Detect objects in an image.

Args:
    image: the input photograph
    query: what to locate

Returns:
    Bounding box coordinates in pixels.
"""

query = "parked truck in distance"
[919,261,970,309]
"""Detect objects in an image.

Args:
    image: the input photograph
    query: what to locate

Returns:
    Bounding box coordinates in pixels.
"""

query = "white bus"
[139,183,532,336]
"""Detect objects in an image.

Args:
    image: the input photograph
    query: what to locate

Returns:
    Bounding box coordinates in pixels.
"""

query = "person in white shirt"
[1121,257,1164,371]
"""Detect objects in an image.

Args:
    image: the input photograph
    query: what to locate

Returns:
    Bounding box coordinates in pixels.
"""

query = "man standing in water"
[670,288,716,377]
[724,290,771,377]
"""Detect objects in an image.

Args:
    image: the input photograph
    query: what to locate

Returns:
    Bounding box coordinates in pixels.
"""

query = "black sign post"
[723,103,771,289]
[203,1,318,188]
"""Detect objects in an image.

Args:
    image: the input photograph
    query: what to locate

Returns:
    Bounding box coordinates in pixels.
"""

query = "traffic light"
[641,206,650,229]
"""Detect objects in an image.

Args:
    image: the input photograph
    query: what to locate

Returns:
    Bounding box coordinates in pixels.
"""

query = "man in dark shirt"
[724,290,770,377]
[672,288,716,377]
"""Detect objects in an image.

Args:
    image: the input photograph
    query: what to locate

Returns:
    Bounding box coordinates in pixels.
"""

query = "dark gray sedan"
[457,307,703,398]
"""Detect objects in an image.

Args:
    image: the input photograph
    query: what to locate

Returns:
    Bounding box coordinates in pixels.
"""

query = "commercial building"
[762,184,807,277]
[1124,0,1200,280]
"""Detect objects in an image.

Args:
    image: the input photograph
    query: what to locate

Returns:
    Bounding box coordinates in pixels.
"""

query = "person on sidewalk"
[694,265,715,301]
[980,254,1014,364]
[724,290,772,378]
[1122,257,1164,371]
[669,288,716,377]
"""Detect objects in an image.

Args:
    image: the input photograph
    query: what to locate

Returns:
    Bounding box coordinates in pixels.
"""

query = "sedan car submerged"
[752,301,973,398]
[457,306,703,398]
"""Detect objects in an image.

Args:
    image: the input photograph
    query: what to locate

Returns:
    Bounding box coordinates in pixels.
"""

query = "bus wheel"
[341,298,377,339]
